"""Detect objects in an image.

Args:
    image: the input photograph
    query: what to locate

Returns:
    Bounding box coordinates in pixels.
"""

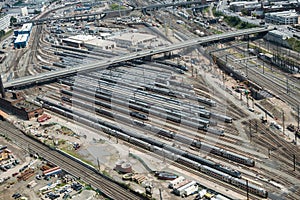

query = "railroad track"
[228,45,300,110]
[246,120,300,191]
[124,138,262,200]
[0,121,146,200]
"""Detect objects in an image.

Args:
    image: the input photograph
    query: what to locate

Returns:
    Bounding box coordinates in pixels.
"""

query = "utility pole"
[282,109,285,135]
[298,105,300,131]
[249,123,252,142]
[245,62,248,77]
[286,75,289,94]
[97,157,100,171]
[246,94,249,108]
[255,121,258,133]
[246,179,249,200]
[294,154,296,171]
[262,61,265,74]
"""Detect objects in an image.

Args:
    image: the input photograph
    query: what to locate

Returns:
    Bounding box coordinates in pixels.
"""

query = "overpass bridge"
[3,27,273,89]
[18,1,206,25]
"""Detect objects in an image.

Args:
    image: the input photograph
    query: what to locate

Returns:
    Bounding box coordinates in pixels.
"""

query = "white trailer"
[215,194,231,200]
[169,176,185,189]
[197,189,207,198]
[174,181,196,196]
[183,183,198,197]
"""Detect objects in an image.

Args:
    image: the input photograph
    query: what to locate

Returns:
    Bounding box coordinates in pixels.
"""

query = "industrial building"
[13,23,32,48]
[63,35,116,50]
[14,33,29,48]
[264,30,290,47]
[114,160,133,173]
[229,1,259,12]
[110,32,157,48]
[14,23,33,36]
[265,10,300,25]
[0,14,13,32]
[0,91,44,120]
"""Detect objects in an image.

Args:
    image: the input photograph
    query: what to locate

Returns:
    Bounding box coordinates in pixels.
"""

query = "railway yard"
[0,0,300,200]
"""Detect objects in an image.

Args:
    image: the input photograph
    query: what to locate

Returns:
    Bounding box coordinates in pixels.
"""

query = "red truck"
[37,114,51,122]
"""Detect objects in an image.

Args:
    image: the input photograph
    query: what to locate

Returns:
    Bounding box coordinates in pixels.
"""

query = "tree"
[10,16,17,26]
[0,30,5,40]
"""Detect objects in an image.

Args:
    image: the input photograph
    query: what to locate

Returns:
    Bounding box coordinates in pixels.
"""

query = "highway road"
[21,1,207,25]
[3,27,273,89]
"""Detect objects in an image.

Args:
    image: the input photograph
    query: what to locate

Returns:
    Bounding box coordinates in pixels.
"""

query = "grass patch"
[212,8,223,17]
[202,7,209,14]
[61,126,74,135]
[287,37,300,52]
[212,29,223,34]
[61,148,96,168]
[41,122,57,128]
[110,3,126,10]
[13,0,24,6]
[224,16,257,29]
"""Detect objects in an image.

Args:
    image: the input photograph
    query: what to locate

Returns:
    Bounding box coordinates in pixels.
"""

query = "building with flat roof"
[85,39,115,50]
[110,32,157,48]
[63,35,116,50]
[21,23,33,34]
[265,10,300,25]
[14,33,29,48]
[0,91,43,120]
[0,14,12,32]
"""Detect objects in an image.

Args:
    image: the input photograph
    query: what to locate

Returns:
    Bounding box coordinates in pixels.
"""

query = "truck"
[182,183,198,197]
[37,114,51,122]
[195,30,205,37]
[173,181,196,196]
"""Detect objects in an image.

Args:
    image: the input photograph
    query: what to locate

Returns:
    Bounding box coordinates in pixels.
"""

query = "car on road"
[12,193,21,199]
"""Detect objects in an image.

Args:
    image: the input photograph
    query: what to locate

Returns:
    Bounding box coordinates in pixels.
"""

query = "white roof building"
[63,35,116,50]
[15,34,29,43]
[20,7,28,17]
[265,10,300,25]
[0,14,12,31]
[21,23,33,33]
[110,32,157,47]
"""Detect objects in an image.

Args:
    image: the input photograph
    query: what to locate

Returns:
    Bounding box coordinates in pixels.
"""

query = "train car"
[211,113,233,123]
[130,112,148,120]
[204,127,225,136]
[215,165,241,178]
[158,129,175,138]
[200,165,231,183]
[197,97,217,107]
[221,150,255,167]
[41,66,56,71]
[231,178,268,198]
[129,137,152,151]
[198,110,211,119]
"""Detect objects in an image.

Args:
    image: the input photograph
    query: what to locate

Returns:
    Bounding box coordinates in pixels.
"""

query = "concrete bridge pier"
[164,52,172,59]
[144,55,153,61]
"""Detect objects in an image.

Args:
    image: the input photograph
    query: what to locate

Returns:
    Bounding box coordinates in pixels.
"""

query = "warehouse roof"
[266,10,299,18]
[112,32,156,43]
[21,23,33,32]
[14,34,29,43]
[85,38,115,47]
[68,35,96,42]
